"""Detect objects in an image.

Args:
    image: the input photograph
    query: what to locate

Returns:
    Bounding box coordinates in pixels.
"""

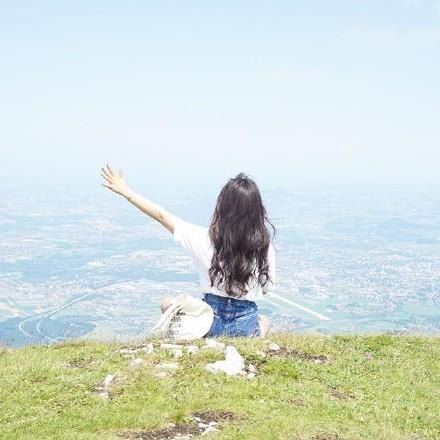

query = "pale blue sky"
[1,1,439,192]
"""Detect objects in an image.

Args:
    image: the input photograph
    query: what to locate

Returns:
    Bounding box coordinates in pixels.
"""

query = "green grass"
[1,334,439,439]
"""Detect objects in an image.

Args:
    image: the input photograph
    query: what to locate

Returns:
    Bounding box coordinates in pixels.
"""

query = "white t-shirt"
[172,216,276,302]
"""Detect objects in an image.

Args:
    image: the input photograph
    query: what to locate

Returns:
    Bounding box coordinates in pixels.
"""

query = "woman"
[101,164,276,337]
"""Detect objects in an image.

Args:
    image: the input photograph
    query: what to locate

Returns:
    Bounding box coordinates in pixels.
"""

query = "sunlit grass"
[1,334,439,439]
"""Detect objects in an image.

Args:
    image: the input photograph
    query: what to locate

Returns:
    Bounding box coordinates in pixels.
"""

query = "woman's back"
[172,216,276,302]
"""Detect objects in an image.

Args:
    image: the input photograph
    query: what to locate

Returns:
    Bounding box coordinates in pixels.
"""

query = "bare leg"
[160,296,174,313]
[258,314,271,338]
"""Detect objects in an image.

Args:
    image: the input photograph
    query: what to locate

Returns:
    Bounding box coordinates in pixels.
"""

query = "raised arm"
[100,164,176,234]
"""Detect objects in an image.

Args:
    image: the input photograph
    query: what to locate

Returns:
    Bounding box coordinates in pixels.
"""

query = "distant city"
[1,186,439,346]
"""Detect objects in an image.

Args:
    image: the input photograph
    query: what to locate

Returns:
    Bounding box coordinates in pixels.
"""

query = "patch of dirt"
[65,357,95,368]
[309,433,345,440]
[288,398,307,406]
[242,355,267,368]
[271,347,329,364]
[120,344,148,350]
[191,410,237,423]
[119,423,197,439]
[52,341,88,349]
[118,410,237,439]
[328,386,355,401]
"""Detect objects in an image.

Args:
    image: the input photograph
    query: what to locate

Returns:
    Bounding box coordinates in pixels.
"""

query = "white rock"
[268,343,281,352]
[256,350,267,357]
[130,358,147,368]
[159,343,184,359]
[202,425,218,435]
[103,374,115,388]
[119,344,154,355]
[173,349,183,359]
[155,371,170,378]
[95,373,120,399]
[119,348,135,355]
[156,362,179,370]
[247,372,256,379]
[142,343,154,354]
[205,345,245,376]
[247,363,257,374]
[203,338,225,350]
[205,361,227,374]
[186,345,200,354]
[225,346,245,367]
[160,343,184,350]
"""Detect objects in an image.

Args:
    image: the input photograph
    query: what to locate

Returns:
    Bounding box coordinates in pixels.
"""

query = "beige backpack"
[151,294,214,341]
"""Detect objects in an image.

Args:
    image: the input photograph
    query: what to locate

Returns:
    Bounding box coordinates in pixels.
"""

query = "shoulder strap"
[149,299,184,337]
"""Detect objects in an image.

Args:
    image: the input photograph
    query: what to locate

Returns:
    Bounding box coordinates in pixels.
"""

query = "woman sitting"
[101,165,276,337]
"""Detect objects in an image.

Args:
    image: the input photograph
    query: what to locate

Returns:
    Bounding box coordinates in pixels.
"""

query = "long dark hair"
[208,173,275,298]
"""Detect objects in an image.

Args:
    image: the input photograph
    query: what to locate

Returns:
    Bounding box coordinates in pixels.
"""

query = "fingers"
[101,164,121,191]
[106,163,114,176]
[101,171,112,183]
[101,166,112,179]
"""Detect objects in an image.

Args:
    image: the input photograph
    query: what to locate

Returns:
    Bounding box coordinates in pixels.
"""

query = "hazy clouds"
[1,1,439,192]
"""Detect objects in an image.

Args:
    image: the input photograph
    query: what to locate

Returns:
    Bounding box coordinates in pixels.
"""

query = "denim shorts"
[202,293,261,337]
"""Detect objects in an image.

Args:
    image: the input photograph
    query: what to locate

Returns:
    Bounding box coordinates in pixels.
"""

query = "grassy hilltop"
[1,334,439,440]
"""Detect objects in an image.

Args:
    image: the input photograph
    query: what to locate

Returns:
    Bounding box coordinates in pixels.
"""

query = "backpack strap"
[149,298,184,337]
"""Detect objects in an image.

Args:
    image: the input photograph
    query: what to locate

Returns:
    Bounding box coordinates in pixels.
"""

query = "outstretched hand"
[100,163,176,233]
[101,164,131,197]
